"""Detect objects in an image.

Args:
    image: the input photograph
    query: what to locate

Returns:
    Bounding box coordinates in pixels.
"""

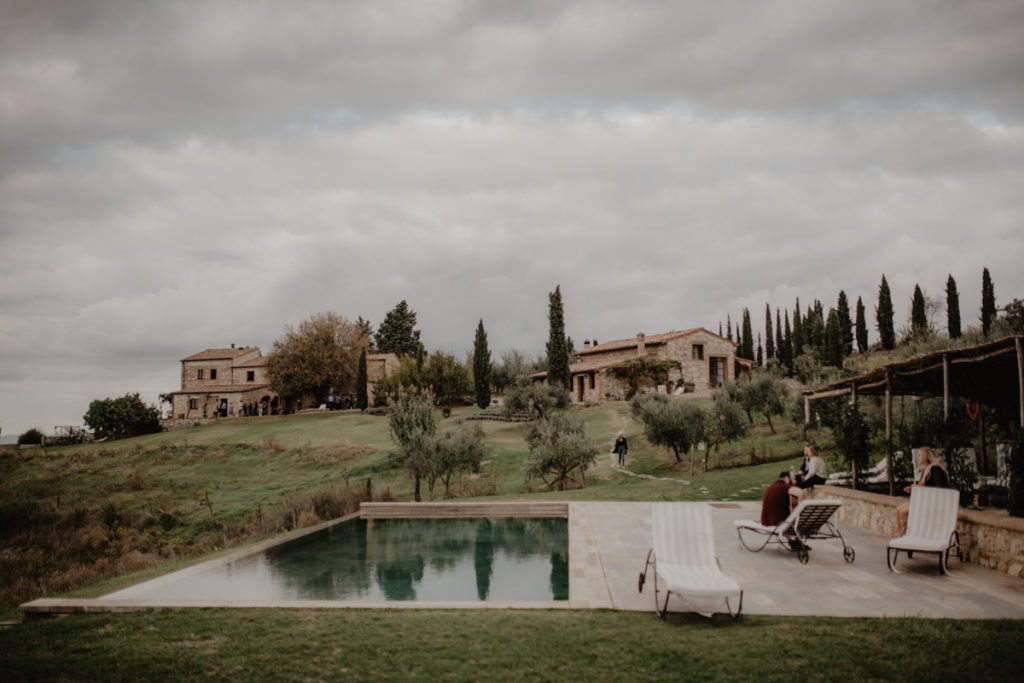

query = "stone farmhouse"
[170,345,276,419]
[170,345,400,418]
[532,328,753,403]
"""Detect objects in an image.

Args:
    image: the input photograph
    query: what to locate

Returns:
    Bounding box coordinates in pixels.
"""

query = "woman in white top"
[790,444,827,503]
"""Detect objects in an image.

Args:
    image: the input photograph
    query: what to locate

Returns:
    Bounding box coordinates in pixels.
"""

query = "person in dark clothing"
[613,432,628,468]
[761,470,795,527]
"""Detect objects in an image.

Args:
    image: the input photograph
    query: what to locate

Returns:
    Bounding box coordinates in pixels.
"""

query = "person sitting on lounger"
[761,470,794,526]
[895,446,949,535]
[790,445,827,504]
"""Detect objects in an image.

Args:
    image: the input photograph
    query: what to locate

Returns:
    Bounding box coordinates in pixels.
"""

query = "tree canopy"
[375,300,423,358]
[946,274,962,339]
[266,312,367,404]
[524,412,597,491]
[83,393,161,440]
[546,286,571,390]
[472,320,492,410]
[876,275,896,350]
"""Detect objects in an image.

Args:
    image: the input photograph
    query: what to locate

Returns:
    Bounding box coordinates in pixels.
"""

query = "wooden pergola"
[803,335,1024,495]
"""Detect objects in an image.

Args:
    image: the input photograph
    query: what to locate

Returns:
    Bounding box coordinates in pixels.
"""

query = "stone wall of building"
[810,484,1024,578]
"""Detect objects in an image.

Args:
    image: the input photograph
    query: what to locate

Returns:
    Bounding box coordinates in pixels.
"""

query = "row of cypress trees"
[722,267,999,371]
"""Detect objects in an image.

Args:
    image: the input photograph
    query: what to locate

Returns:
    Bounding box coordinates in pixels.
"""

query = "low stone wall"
[811,484,1024,578]
[159,418,215,432]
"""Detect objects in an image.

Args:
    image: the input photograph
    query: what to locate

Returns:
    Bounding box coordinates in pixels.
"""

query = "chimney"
[583,339,591,349]
[231,343,236,349]
[636,332,646,356]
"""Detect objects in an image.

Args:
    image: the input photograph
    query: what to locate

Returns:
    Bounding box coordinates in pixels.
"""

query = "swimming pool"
[105,516,569,603]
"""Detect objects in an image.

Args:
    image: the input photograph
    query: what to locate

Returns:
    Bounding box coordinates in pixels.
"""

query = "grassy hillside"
[0,403,817,612]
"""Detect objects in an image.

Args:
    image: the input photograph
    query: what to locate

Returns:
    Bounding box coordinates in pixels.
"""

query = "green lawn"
[3,609,1022,681]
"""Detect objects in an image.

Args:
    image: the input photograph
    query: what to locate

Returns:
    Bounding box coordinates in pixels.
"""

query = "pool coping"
[21,502,586,617]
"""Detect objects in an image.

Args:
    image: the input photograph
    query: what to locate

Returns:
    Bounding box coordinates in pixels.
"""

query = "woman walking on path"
[613,432,628,468]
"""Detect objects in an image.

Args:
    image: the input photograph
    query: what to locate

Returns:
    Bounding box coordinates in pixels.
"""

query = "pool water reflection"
[114,517,568,602]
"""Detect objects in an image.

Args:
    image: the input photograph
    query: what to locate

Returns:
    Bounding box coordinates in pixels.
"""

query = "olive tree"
[631,394,708,472]
[525,412,598,491]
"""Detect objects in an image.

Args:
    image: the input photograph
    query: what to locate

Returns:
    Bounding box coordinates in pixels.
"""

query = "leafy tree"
[836,291,853,355]
[828,403,872,490]
[355,316,375,347]
[735,372,788,434]
[356,347,369,410]
[855,296,868,352]
[422,351,472,407]
[546,286,571,390]
[946,274,962,339]
[432,421,487,498]
[375,300,423,358]
[704,390,747,470]
[1002,298,1024,334]
[981,267,996,337]
[504,383,569,420]
[525,412,598,490]
[387,391,438,501]
[492,349,535,394]
[83,393,161,440]
[804,305,826,355]
[876,275,896,350]
[631,394,707,467]
[910,284,928,338]
[765,304,775,360]
[17,428,44,446]
[267,312,367,405]
[372,356,424,407]
[740,308,754,360]
[472,320,492,410]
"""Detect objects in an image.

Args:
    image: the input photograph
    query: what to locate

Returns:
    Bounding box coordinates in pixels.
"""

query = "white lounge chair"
[887,486,962,575]
[828,455,891,486]
[734,499,855,565]
[638,503,742,619]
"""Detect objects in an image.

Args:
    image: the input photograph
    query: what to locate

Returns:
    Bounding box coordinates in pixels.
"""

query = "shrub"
[17,428,44,446]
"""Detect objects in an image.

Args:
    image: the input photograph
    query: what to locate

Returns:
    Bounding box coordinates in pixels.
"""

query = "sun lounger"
[638,503,742,619]
[734,499,855,565]
[887,486,961,575]
[828,455,890,486]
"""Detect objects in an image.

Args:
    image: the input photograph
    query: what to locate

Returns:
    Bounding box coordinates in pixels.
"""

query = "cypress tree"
[981,267,996,337]
[546,286,571,390]
[792,298,804,357]
[355,347,368,410]
[765,304,775,360]
[718,321,723,337]
[876,275,896,350]
[472,319,492,410]
[836,290,853,355]
[374,300,423,358]
[756,334,763,366]
[855,296,868,352]
[782,311,793,372]
[824,308,843,367]
[775,308,784,364]
[726,314,733,342]
[946,274,962,339]
[911,284,928,338]
[741,308,755,360]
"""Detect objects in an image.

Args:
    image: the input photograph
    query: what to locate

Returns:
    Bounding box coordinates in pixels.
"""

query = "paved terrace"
[21,501,1024,619]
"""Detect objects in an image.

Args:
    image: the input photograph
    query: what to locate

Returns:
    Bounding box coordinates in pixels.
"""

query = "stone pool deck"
[569,501,1024,618]
[21,501,1024,619]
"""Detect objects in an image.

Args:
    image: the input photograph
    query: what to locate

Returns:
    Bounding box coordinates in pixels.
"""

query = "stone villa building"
[532,328,753,403]
[170,345,399,418]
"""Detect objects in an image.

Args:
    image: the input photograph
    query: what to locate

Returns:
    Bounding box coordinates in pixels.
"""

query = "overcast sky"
[1,0,1023,438]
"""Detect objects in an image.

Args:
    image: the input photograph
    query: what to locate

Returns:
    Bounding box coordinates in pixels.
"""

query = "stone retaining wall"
[811,484,1024,578]
[159,418,215,432]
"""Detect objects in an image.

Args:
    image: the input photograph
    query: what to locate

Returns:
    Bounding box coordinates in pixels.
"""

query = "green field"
[7,404,1017,680]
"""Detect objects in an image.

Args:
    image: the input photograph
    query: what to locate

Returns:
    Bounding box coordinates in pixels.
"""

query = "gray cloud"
[1,0,1022,436]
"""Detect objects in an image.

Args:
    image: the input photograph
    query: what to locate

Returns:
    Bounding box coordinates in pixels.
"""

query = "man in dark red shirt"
[761,471,794,526]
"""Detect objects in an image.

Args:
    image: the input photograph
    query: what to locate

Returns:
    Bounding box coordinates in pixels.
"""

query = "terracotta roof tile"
[181,348,260,362]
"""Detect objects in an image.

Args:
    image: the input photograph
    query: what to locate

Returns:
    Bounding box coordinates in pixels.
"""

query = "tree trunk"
[672,446,682,463]
[764,411,776,434]
[414,476,421,502]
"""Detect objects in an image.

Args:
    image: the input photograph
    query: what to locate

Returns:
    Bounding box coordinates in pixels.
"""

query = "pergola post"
[885,370,894,496]
[850,384,858,487]
[804,394,811,425]
[943,353,950,421]
[1017,337,1024,429]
